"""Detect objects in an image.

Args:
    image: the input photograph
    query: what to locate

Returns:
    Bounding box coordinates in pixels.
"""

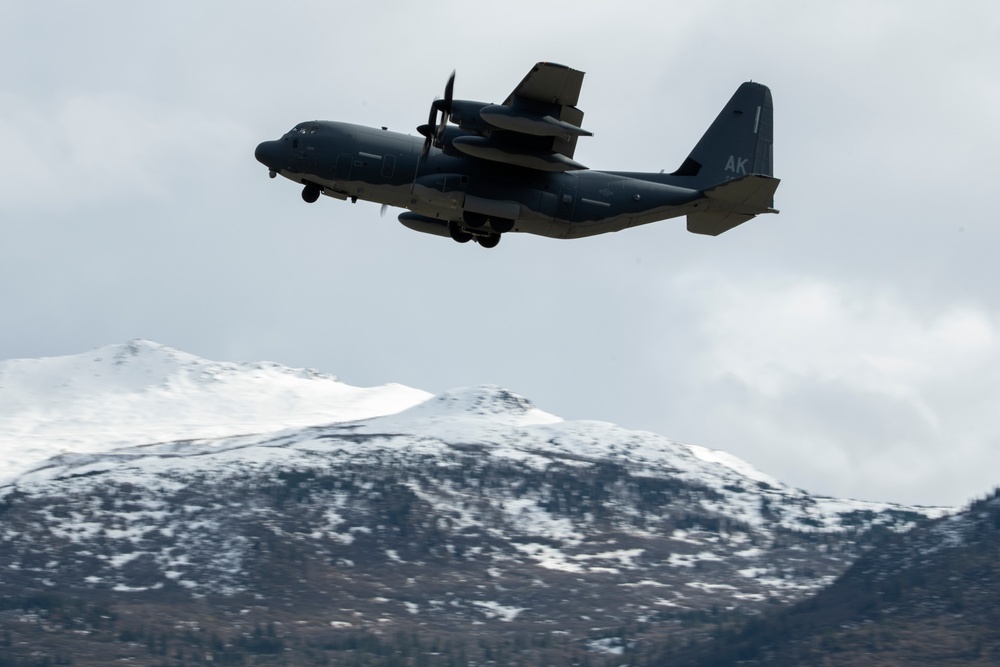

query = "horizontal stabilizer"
[687,174,780,236]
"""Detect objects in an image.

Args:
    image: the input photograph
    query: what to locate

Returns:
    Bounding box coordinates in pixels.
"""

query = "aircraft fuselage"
[254,121,705,241]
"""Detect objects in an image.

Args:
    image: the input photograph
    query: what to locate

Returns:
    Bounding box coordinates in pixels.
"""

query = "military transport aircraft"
[254,62,779,249]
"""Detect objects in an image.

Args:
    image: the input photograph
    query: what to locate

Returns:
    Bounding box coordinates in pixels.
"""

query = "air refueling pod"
[478,104,592,139]
[450,136,586,172]
[398,212,451,238]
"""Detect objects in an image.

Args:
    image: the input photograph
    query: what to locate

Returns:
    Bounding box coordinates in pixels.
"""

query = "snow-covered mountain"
[0,339,431,484]
[0,342,955,665]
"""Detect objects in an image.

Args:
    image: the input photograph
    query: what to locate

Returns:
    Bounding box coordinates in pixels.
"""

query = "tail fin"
[673,82,774,189]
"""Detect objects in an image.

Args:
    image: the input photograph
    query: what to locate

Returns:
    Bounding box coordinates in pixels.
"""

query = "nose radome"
[255,140,282,168]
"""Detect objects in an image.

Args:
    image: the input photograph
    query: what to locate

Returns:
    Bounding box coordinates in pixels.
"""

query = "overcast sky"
[3,1,999,507]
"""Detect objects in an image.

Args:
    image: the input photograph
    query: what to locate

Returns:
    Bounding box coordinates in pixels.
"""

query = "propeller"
[419,70,456,159]
[438,70,455,133]
[419,103,437,158]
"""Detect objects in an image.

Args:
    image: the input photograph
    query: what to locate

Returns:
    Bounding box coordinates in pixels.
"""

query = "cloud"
[3,1,1000,509]
[0,92,251,213]
[658,271,1000,505]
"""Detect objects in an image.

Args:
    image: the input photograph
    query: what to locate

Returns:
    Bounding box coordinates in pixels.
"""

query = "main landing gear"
[448,222,473,244]
[464,212,514,234]
[448,222,501,248]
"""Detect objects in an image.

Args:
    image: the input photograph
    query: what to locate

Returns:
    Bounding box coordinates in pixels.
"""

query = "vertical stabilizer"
[674,82,773,189]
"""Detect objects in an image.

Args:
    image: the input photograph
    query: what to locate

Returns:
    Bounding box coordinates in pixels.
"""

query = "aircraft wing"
[448,62,591,172]
[501,62,588,162]
[503,62,584,109]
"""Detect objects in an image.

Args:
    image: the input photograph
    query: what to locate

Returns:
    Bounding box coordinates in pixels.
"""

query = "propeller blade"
[436,116,447,146]
[421,102,438,157]
[434,72,455,147]
[442,70,455,114]
[418,70,456,160]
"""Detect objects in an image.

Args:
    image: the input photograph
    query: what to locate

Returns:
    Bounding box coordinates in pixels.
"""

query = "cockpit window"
[291,123,319,134]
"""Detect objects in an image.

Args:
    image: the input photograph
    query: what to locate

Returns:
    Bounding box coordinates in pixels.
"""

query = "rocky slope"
[666,491,1000,666]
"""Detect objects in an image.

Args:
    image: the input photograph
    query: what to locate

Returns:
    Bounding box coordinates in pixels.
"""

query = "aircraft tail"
[673,82,774,188]
[669,82,779,235]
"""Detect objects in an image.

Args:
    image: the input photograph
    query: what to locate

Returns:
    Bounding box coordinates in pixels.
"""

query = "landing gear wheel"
[448,222,473,244]
[463,211,488,228]
[301,184,320,203]
[491,218,514,234]
[478,233,501,249]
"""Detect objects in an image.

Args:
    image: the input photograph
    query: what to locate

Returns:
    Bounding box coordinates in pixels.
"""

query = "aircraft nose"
[254,140,282,169]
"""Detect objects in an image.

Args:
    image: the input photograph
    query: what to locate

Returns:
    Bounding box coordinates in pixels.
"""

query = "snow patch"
[473,601,526,622]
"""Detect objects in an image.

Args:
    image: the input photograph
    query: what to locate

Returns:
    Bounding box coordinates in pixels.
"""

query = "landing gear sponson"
[399,212,503,249]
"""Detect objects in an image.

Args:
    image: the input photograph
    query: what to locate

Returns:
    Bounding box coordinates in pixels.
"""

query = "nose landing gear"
[301,184,321,203]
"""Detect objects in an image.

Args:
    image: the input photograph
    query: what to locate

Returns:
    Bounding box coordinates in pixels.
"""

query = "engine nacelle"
[447,100,494,133]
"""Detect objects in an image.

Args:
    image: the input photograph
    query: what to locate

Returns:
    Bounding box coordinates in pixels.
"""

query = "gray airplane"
[254,62,779,248]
